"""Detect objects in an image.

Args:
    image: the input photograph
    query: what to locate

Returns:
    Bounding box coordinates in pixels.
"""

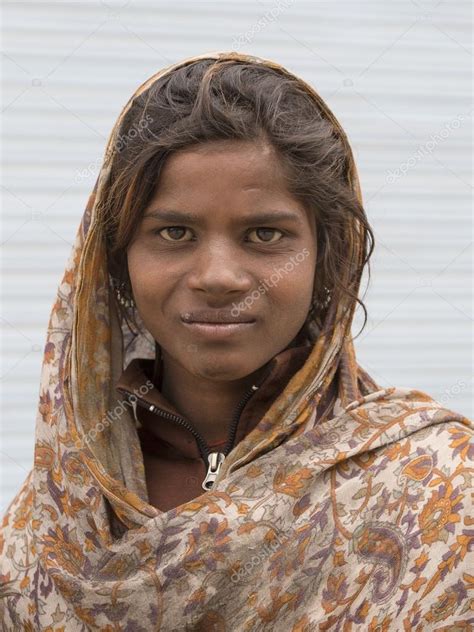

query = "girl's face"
[127,139,317,382]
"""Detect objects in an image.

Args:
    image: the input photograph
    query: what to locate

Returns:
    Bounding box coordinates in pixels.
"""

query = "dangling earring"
[112,277,135,309]
[306,293,319,321]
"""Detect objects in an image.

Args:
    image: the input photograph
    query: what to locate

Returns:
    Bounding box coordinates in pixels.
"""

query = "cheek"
[126,243,143,285]
[127,244,160,283]
[127,242,184,291]
[127,247,159,305]
[266,256,315,305]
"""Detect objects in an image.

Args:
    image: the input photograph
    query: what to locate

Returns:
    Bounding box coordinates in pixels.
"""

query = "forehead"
[143,140,317,236]
[155,140,287,192]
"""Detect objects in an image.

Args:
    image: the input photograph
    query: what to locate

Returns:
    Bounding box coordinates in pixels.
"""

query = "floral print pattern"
[1,52,472,630]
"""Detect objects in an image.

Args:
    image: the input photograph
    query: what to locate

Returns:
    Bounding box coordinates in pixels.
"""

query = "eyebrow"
[142,208,304,225]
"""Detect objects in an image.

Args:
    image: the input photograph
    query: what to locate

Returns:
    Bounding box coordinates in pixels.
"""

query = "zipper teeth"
[118,361,273,466]
[125,393,210,462]
[128,387,257,462]
[224,387,258,454]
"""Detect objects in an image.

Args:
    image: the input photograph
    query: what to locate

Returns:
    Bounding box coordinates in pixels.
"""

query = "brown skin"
[127,140,317,444]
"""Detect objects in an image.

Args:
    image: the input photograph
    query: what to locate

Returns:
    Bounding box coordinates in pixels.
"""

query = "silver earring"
[112,278,135,309]
[307,295,318,317]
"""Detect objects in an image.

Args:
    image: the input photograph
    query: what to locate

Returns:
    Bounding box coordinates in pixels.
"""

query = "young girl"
[1,51,472,631]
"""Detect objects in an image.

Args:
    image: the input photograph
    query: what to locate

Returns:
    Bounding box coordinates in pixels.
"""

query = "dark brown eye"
[156,227,192,241]
[248,228,284,244]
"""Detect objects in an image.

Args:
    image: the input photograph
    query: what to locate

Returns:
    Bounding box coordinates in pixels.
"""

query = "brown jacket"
[116,345,337,511]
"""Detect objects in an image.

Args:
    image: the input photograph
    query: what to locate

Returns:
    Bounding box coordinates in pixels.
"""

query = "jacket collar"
[115,343,319,461]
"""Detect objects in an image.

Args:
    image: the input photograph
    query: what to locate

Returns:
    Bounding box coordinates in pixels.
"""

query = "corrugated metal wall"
[1,1,472,510]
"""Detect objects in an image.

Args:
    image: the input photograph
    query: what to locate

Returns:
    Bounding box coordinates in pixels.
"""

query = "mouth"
[180,310,257,339]
[181,320,257,339]
[180,311,256,325]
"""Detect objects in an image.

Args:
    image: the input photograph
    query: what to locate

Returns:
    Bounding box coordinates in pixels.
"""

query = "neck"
[157,352,272,444]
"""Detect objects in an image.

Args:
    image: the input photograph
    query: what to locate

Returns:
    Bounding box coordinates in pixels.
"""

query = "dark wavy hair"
[97,58,374,343]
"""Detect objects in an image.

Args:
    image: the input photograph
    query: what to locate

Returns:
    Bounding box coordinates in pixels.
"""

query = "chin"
[187,355,258,381]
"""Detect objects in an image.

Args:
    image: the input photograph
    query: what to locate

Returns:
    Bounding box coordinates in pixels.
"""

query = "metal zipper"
[117,363,272,491]
[202,452,226,490]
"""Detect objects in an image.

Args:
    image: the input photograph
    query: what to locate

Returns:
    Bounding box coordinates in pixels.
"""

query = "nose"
[186,241,253,297]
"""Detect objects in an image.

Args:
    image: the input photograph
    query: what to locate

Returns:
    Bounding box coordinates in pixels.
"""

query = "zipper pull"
[202,452,226,491]
[127,395,142,428]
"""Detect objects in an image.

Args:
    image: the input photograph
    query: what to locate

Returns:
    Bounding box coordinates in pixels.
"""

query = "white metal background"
[1,1,472,511]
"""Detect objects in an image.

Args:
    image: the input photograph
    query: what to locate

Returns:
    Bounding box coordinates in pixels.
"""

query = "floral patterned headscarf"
[1,51,472,631]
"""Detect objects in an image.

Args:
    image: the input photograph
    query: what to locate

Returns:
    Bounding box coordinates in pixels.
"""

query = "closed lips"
[184,320,255,324]
[181,312,256,324]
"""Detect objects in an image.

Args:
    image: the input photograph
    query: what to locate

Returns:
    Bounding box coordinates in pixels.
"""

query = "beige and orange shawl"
[1,52,472,631]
